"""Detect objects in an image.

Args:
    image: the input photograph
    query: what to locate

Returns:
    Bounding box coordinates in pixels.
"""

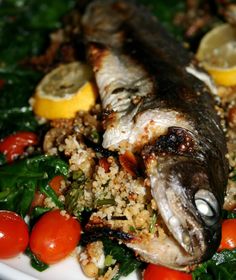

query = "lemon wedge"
[32,62,97,119]
[196,23,236,86]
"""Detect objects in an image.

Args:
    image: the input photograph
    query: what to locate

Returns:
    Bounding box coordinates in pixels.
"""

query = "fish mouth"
[137,155,222,268]
[151,175,205,259]
[83,154,222,270]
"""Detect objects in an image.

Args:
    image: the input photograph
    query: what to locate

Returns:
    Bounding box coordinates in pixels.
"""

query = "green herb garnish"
[96,198,116,207]
[149,213,157,234]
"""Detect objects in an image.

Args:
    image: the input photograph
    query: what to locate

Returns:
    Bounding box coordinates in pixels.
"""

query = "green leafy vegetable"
[0,67,41,140]
[30,206,51,221]
[222,210,236,219]
[29,206,51,229]
[0,68,42,110]
[0,107,39,139]
[38,179,64,209]
[0,153,6,166]
[0,0,76,65]
[102,238,142,280]
[0,0,77,139]
[0,67,42,138]
[25,248,49,272]
[0,155,68,217]
[140,0,185,38]
[192,249,236,280]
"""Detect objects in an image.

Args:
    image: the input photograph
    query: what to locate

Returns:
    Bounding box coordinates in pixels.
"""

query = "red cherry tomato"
[0,131,38,162]
[49,175,65,195]
[144,264,192,280]
[218,219,236,251]
[29,209,81,264]
[30,176,65,210]
[0,210,29,259]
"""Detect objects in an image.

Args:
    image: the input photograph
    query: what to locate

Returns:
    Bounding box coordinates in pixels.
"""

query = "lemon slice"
[32,62,97,119]
[196,23,236,86]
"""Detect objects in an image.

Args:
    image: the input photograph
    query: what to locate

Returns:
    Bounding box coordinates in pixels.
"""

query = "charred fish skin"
[82,0,229,269]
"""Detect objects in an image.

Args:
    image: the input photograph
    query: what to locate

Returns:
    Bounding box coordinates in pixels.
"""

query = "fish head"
[147,155,222,265]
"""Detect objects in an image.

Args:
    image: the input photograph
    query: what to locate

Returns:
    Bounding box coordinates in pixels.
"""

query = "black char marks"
[143,127,196,157]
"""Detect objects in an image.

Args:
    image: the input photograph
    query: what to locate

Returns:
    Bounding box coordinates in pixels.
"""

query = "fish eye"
[194,189,219,224]
[195,199,214,217]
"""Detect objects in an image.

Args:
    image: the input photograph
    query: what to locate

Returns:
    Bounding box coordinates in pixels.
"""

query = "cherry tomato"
[29,209,81,264]
[49,175,65,195]
[144,264,192,280]
[218,219,236,251]
[30,176,65,210]
[0,210,29,259]
[0,131,38,162]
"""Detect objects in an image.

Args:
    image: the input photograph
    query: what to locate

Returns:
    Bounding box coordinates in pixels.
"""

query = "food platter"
[0,255,138,280]
[0,1,236,280]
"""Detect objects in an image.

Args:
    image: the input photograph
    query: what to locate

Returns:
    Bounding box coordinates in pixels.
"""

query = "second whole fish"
[81,0,229,270]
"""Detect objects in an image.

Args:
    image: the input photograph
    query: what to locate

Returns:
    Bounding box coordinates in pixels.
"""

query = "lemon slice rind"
[196,23,236,86]
[32,62,97,119]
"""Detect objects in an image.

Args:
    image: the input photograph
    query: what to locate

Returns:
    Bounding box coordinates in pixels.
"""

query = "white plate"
[0,254,140,280]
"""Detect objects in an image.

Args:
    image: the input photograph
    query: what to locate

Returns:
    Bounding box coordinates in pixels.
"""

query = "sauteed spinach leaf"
[0,0,76,64]
[0,0,77,138]
[25,248,49,272]
[0,154,6,166]
[0,155,68,217]
[140,0,185,38]
[192,249,236,280]
[0,107,38,139]
[222,210,236,219]
[0,68,41,110]
[102,238,143,280]
[0,67,41,138]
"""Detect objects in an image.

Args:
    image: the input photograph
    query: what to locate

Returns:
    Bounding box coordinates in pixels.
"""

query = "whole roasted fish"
[82,0,229,270]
